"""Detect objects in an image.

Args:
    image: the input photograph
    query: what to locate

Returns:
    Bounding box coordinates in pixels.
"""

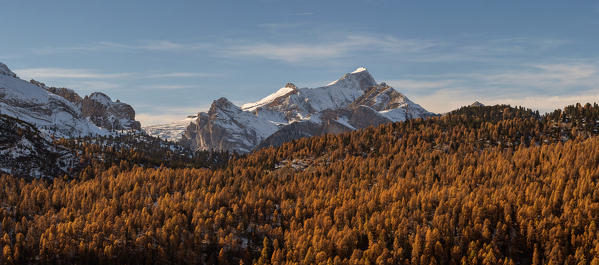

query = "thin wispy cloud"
[461,37,569,56]
[225,43,346,62]
[395,37,570,64]
[14,68,133,79]
[14,67,218,80]
[26,32,442,64]
[217,35,568,64]
[481,63,598,89]
[32,40,209,55]
[138,41,208,51]
[32,43,111,55]
[139,40,184,51]
[25,34,568,66]
[222,35,438,62]
[143,84,197,90]
[147,72,219,78]
[60,81,123,91]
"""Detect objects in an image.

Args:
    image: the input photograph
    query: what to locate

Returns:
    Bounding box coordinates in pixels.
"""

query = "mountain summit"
[148,67,434,153]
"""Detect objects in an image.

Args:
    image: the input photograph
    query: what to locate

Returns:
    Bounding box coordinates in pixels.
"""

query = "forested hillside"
[1,103,599,264]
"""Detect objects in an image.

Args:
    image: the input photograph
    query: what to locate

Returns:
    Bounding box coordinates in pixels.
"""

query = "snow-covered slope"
[242,84,297,111]
[148,67,434,153]
[0,64,108,137]
[143,117,197,142]
[0,62,140,138]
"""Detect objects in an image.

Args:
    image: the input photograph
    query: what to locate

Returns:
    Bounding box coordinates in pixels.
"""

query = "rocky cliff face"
[31,79,141,131]
[80,92,141,131]
[181,97,280,153]
[0,62,141,137]
[176,67,434,153]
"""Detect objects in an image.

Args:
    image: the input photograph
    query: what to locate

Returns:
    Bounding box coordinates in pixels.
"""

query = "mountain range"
[2,62,433,156]
[146,67,434,153]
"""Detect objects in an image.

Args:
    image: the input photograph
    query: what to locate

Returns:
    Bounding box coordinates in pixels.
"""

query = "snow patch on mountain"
[242,83,297,111]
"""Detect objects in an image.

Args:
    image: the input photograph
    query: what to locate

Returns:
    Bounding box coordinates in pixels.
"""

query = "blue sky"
[2,1,599,125]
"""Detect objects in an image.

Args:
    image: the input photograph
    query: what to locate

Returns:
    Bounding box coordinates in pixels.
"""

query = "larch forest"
[2,103,599,264]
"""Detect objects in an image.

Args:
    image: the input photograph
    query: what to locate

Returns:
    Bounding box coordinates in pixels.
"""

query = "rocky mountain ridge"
[0,62,140,138]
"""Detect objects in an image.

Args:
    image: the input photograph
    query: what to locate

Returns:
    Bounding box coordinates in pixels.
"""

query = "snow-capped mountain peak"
[352,66,368,73]
[327,67,376,90]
